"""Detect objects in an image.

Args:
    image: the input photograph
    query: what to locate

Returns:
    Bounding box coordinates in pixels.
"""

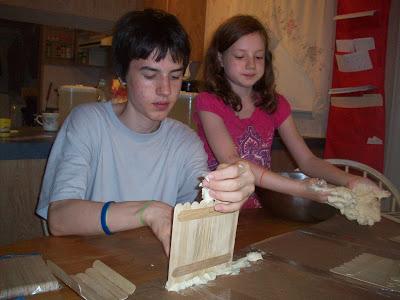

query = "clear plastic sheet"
[331,253,400,292]
[0,253,60,299]
[133,215,400,299]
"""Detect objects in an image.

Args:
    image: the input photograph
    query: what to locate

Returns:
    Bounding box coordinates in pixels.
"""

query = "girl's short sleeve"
[195,92,228,119]
[273,94,292,128]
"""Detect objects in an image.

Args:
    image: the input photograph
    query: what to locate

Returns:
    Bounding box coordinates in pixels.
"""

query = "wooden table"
[0,209,309,299]
[3,210,399,299]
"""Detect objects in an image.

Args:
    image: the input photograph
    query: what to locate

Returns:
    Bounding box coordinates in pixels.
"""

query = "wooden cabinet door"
[143,0,207,62]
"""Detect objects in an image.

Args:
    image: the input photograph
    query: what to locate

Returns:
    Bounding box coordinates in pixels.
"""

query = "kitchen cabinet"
[0,159,47,246]
[40,25,75,66]
[0,0,143,32]
[75,30,111,67]
[143,0,207,62]
[40,25,111,67]
[38,25,112,111]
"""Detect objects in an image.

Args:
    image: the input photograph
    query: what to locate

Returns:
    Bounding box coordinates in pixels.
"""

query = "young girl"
[194,15,378,209]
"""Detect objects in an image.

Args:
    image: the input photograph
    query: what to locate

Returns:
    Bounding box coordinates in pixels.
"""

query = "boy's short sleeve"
[272,94,292,128]
[36,106,94,219]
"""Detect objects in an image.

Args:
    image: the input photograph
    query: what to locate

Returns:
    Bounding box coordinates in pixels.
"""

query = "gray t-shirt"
[36,101,208,219]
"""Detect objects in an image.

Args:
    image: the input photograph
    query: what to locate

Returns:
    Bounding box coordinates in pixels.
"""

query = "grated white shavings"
[165,251,263,292]
[199,177,215,204]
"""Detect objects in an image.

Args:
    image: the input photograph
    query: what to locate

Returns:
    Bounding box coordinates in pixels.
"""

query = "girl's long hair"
[204,15,277,113]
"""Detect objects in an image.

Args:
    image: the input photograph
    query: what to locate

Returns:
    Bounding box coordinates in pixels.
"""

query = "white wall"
[204,0,336,137]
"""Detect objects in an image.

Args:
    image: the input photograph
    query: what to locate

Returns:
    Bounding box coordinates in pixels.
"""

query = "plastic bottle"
[97,79,108,102]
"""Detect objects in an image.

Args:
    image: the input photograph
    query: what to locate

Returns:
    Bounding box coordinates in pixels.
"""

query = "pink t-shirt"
[193,92,291,209]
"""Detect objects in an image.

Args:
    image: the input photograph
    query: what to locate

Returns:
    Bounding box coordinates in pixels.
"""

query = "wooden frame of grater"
[166,200,239,288]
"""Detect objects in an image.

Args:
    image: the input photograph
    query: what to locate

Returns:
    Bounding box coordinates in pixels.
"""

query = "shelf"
[328,85,377,95]
[43,57,74,66]
[333,10,376,21]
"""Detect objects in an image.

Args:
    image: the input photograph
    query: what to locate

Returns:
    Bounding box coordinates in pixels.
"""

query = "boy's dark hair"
[112,9,191,82]
[204,15,277,113]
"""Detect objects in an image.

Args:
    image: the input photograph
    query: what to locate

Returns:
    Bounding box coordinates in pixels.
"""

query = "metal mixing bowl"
[257,172,337,222]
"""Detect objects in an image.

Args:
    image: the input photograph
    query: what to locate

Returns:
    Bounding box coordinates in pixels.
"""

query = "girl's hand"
[202,161,255,212]
[302,178,331,203]
[347,176,382,193]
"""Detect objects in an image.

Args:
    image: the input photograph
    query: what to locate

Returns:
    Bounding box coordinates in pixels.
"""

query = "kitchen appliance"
[58,85,99,124]
[169,91,197,129]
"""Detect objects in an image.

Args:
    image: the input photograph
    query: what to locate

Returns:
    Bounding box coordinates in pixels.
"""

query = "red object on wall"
[324,0,390,172]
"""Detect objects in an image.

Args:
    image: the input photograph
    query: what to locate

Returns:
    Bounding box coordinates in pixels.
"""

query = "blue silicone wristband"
[101,201,114,235]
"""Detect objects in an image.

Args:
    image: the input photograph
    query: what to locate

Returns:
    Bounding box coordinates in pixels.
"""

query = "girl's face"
[219,32,265,95]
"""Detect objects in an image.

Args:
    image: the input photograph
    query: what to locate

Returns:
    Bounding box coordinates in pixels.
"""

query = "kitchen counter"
[0,126,325,161]
[1,210,398,299]
[0,127,55,160]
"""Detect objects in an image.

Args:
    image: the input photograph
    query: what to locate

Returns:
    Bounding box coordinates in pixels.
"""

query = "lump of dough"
[314,183,390,226]
[199,178,215,204]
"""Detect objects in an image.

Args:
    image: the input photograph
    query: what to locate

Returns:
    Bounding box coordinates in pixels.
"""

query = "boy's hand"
[142,201,173,256]
[202,161,255,212]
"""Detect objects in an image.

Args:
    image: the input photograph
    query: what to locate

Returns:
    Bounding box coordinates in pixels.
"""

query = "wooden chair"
[41,219,50,237]
[326,159,400,223]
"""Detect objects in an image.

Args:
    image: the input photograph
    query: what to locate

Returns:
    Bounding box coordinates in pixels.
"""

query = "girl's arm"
[277,116,357,186]
[198,110,328,202]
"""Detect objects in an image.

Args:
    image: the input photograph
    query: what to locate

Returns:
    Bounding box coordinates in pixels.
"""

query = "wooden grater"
[166,200,239,289]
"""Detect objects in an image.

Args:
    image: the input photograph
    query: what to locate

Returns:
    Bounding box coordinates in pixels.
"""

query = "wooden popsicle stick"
[72,274,108,300]
[167,200,239,290]
[172,253,231,277]
[0,256,59,299]
[46,260,82,296]
[75,272,115,300]
[85,267,128,300]
[92,260,136,295]
[177,206,224,222]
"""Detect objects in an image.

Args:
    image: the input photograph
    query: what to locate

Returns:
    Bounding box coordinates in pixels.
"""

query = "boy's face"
[125,51,185,129]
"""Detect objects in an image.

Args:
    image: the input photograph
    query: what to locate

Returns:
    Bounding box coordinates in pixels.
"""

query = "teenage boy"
[36,9,255,255]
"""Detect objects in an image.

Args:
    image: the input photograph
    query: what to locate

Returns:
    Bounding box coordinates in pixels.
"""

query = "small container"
[97,79,108,102]
[58,85,99,124]
[0,118,11,138]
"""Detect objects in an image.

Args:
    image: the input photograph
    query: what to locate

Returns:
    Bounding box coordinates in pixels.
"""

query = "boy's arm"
[48,199,173,255]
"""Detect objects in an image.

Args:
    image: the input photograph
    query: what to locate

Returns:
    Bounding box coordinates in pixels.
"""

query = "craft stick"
[46,260,81,296]
[72,274,108,300]
[0,256,59,299]
[92,260,136,295]
[75,272,115,300]
[177,206,225,221]
[172,253,231,277]
[86,267,128,300]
